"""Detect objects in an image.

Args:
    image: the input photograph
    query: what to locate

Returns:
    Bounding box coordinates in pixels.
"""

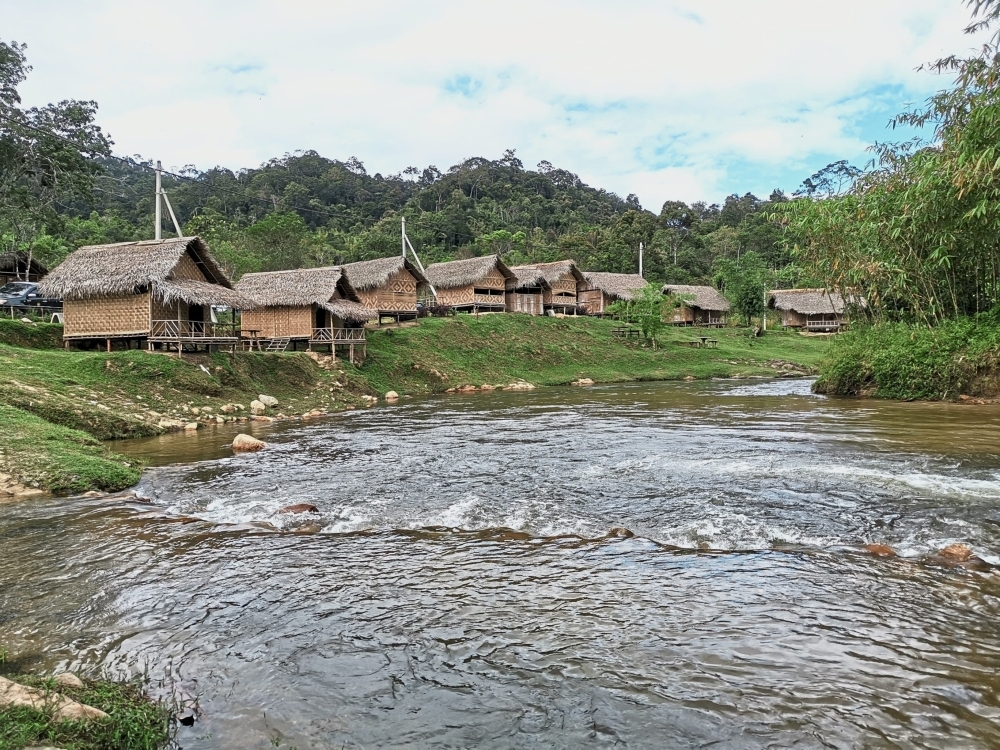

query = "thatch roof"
[509,260,584,290]
[424,255,515,289]
[234,266,375,323]
[583,272,648,300]
[38,237,250,307]
[0,252,47,279]
[342,256,429,291]
[767,288,846,315]
[663,284,731,312]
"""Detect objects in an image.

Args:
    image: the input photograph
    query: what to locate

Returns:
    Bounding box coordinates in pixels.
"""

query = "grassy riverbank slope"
[362,315,830,395]
[0,315,830,494]
[815,317,1000,400]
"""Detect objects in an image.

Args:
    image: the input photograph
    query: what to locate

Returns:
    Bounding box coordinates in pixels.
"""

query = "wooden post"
[106,338,111,352]
[155,161,162,240]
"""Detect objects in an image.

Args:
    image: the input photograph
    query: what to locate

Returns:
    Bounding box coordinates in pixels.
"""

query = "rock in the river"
[0,676,107,721]
[938,543,973,562]
[279,503,319,514]
[53,672,84,689]
[232,433,266,453]
[258,394,279,407]
[863,543,896,557]
[183,422,199,431]
[607,527,634,538]
[250,399,266,415]
[572,378,595,386]
[385,390,400,401]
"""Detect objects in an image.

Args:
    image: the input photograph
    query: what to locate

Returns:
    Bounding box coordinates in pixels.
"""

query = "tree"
[608,283,667,346]
[714,252,769,327]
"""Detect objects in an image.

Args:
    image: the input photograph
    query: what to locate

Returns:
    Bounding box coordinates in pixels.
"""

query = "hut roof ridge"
[583,272,648,300]
[342,256,429,290]
[423,255,515,289]
[233,266,375,322]
[767,288,848,315]
[662,284,731,311]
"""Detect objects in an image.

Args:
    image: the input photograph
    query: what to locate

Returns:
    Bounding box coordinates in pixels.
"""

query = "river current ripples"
[4,378,1000,748]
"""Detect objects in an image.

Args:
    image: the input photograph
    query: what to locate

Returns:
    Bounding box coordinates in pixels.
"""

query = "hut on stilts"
[234,266,375,361]
[342,256,430,324]
[578,272,648,315]
[423,255,515,313]
[507,260,584,315]
[767,289,850,331]
[662,284,731,327]
[39,237,251,352]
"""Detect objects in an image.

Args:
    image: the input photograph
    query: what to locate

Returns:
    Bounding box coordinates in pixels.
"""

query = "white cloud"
[2,0,988,208]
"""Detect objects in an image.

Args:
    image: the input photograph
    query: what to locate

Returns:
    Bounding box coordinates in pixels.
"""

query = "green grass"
[0,674,173,750]
[0,404,142,494]
[360,314,831,395]
[816,315,1000,400]
[0,319,63,349]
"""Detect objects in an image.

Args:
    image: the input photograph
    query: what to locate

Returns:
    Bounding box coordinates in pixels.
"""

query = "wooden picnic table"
[611,326,641,339]
[241,328,263,351]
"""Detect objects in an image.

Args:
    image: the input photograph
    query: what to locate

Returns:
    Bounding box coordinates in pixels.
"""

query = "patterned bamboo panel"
[170,251,208,281]
[242,306,313,338]
[64,293,151,337]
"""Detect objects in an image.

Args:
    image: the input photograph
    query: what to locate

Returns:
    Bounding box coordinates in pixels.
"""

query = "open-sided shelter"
[235,266,375,359]
[507,260,584,315]
[767,289,848,331]
[663,284,731,327]
[39,237,250,351]
[0,253,47,285]
[424,255,515,312]
[578,272,648,315]
[342,256,430,323]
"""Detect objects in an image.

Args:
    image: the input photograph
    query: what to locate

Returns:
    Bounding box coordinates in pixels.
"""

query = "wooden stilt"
[106,338,111,352]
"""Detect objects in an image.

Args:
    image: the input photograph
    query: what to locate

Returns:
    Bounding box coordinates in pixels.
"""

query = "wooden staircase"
[264,337,291,352]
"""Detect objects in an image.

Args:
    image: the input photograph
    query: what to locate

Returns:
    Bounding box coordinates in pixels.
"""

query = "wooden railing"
[311,327,367,343]
[472,292,506,306]
[805,318,841,330]
[150,320,239,339]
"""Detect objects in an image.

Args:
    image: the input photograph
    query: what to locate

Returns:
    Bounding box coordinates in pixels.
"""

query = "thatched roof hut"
[342,256,430,319]
[663,284,731,326]
[235,267,375,324]
[579,272,648,315]
[0,253,47,284]
[767,288,849,330]
[424,255,514,310]
[508,260,584,313]
[40,237,252,344]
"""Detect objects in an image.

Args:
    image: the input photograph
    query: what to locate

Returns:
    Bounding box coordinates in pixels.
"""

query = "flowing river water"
[4,378,1000,748]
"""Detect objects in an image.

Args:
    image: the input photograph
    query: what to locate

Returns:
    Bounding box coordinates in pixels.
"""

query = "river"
[3,379,1000,748]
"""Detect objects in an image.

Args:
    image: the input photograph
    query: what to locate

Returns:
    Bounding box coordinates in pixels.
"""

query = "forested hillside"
[1,39,809,292]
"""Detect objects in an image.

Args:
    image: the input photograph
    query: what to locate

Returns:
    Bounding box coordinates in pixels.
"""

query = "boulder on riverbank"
[250,399,267,415]
[0,676,107,721]
[258,394,279,407]
[385,390,400,401]
[232,434,267,453]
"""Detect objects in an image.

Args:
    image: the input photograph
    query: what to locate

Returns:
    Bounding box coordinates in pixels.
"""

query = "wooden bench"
[611,326,641,339]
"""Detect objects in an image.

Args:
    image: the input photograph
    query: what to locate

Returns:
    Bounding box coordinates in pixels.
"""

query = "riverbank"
[815,316,1000,400]
[0,649,174,750]
[0,315,831,494]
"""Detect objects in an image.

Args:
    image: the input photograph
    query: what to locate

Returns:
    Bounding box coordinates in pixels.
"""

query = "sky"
[3,0,989,211]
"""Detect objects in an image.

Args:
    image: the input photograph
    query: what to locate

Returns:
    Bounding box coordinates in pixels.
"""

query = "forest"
[0,38,813,304]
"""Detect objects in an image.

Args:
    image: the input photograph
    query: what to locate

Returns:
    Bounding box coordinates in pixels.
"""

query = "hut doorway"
[314,306,329,330]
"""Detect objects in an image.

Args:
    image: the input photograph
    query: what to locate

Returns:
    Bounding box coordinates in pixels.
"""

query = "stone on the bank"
[572,378,595,386]
[250,400,267,415]
[279,503,319,514]
[258,394,279,407]
[506,381,536,391]
[0,676,108,722]
[157,418,186,431]
[232,434,266,453]
[53,672,84,689]
[479,384,495,391]
[19,317,34,325]
[385,391,400,401]
[683,375,696,382]
[183,422,199,431]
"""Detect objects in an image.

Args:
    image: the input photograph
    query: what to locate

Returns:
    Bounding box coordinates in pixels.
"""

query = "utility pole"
[402,217,436,298]
[639,242,644,278]
[154,161,184,240]
[154,162,162,240]
[401,216,407,258]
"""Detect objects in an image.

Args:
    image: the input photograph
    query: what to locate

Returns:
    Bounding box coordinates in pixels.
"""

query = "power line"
[0,112,381,223]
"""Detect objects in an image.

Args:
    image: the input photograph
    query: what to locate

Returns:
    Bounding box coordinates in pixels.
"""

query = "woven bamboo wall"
[782,310,808,327]
[506,292,543,315]
[543,274,578,305]
[241,305,313,338]
[170,251,208,281]
[436,284,476,307]
[151,296,188,321]
[670,304,695,323]
[358,269,419,312]
[64,293,151,337]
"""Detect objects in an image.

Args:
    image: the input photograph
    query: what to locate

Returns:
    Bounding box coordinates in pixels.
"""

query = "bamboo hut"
[342,256,430,323]
[578,272,648,315]
[39,237,251,352]
[507,260,584,314]
[767,289,847,331]
[235,266,375,360]
[663,284,731,327]
[423,255,514,312]
[0,253,47,285]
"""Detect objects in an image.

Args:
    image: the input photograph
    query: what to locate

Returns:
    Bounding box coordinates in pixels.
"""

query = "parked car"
[0,282,62,310]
